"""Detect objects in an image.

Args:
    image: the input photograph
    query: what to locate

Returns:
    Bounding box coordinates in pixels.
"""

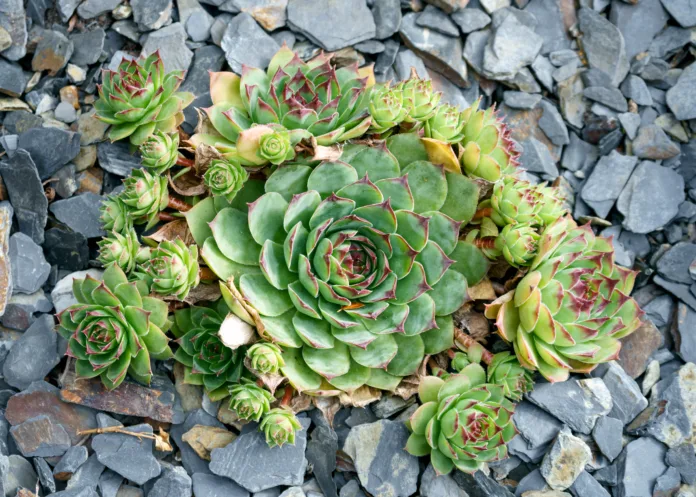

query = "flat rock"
[60,370,185,424]
[580,151,637,218]
[538,99,569,145]
[666,62,696,120]
[32,29,73,75]
[192,473,249,497]
[5,381,97,444]
[221,13,280,74]
[92,424,161,485]
[131,0,172,31]
[618,112,641,140]
[399,12,467,87]
[420,464,467,497]
[416,5,459,37]
[632,125,680,160]
[210,418,310,492]
[343,420,418,497]
[148,464,192,497]
[583,86,628,112]
[513,401,563,449]
[10,414,71,457]
[54,446,89,480]
[34,455,57,493]
[288,0,375,51]
[182,425,236,461]
[540,427,592,490]
[9,233,50,295]
[49,192,105,239]
[70,28,106,66]
[523,0,571,54]
[181,45,225,96]
[569,471,610,497]
[661,0,696,27]
[43,226,89,271]
[141,23,193,72]
[676,303,696,363]
[171,409,225,476]
[17,128,80,180]
[0,0,27,61]
[618,320,663,379]
[610,0,669,60]
[0,59,26,97]
[0,202,12,317]
[451,8,491,33]
[519,137,559,177]
[592,416,623,461]
[666,443,696,485]
[620,75,653,106]
[595,362,648,425]
[305,414,337,497]
[1,454,39,496]
[617,161,685,234]
[578,8,629,87]
[482,15,542,81]
[2,315,61,390]
[527,378,613,434]
[657,242,696,284]
[0,150,48,244]
[77,0,121,18]
[616,437,667,497]
[1,288,51,330]
[503,91,541,109]
[371,0,401,39]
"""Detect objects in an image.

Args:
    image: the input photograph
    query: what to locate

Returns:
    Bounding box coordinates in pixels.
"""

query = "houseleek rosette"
[229,380,273,421]
[196,141,489,394]
[121,169,169,229]
[405,364,517,475]
[140,131,180,175]
[95,51,194,145]
[424,104,466,143]
[100,195,133,234]
[247,342,285,374]
[57,264,173,390]
[487,352,534,401]
[139,239,200,300]
[260,408,302,447]
[97,228,149,274]
[203,159,249,201]
[369,82,407,135]
[485,217,644,382]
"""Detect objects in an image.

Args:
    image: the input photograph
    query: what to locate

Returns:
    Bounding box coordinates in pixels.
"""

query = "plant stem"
[199,266,217,281]
[454,328,494,365]
[158,212,177,222]
[473,207,493,221]
[167,196,192,212]
[176,155,195,168]
[280,385,293,407]
[474,237,497,250]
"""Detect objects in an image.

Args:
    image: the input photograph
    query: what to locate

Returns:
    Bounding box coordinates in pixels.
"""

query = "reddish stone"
[618,320,663,379]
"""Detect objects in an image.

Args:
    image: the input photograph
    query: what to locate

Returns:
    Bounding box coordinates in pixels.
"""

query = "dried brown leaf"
[338,385,381,408]
[244,356,285,395]
[162,283,221,305]
[295,136,343,162]
[193,142,224,176]
[145,219,194,245]
[288,391,312,414]
[168,168,206,197]
[154,427,173,452]
[312,396,341,426]
[468,278,497,301]
[393,356,428,400]
[453,303,491,341]
[225,277,267,338]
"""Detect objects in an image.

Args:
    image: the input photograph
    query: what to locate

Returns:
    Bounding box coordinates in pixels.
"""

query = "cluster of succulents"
[59,48,645,461]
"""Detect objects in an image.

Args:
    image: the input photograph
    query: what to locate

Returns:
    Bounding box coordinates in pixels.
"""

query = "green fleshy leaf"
[386,333,424,376]
[185,197,216,247]
[366,368,401,390]
[248,192,288,246]
[303,340,351,379]
[349,334,398,369]
[344,143,400,181]
[265,164,313,202]
[260,240,298,290]
[240,273,293,317]
[375,176,414,211]
[386,132,429,168]
[336,176,383,207]
[210,208,261,266]
[404,293,437,336]
[293,311,333,348]
[201,238,262,281]
[229,178,266,213]
[142,296,169,329]
[284,191,322,232]
[261,310,303,348]
[425,212,460,255]
[280,346,323,392]
[327,360,371,391]
[401,161,447,214]
[421,315,454,354]
[439,172,479,224]
[449,241,490,286]
[306,161,358,198]
[429,269,469,316]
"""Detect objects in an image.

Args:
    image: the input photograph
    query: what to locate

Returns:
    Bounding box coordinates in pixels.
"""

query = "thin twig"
[167,196,192,212]
[454,328,494,365]
[280,385,293,407]
[176,155,195,168]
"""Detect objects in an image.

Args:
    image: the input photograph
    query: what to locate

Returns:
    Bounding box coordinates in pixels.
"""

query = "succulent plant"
[229,380,273,421]
[405,364,517,475]
[460,100,518,182]
[95,51,194,146]
[190,46,373,160]
[198,141,488,393]
[369,82,407,135]
[484,177,544,227]
[170,299,246,400]
[57,264,173,390]
[121,169,169,229]
[485,217,644,382]
[495,223,539,267]
[451,351,471,372]
[236,124,296,166]
[260,408,302,447]
[486,352,533,401]
[401,74,441,123]
[97,228,147,274]
[203,159,249,201]
[536,184,567,225]
[140,131,180,175]
[100,195,133,234]
[247,342,285,375]
[139,239,200,300]
[424,104,466,143]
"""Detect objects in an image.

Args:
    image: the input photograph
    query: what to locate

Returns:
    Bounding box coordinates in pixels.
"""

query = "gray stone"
[531,54,555,92]
[503,91,542,109]
[97,141,142,177]
[220,0,288,31]
[52,488,101,497]
[666,443,696,485]
[70,29,106,66]
[666,62,696,120]
[399,12,467,87]
[1,454,39,496]
[32,29,73,75]
[338,481,365,497]
[620,75,653,106]
[618,112,641,139]
[43,227,89,271]
[67,454,105,491]
[568,471,610,497]
[580,151,637,218]
[654,277,696,311]
[617,161,685,234]
[515,468,547,495]
[394,48,429,81]
[192,473,250,497]
[616,437,667,497]
[171,409,225,476]
[354,40,385,54]
[343,420,418,497]
[141,23,193,73]
[77,0,121,18]
[288,0,375,51]
[9,233,50,295]
[650,26,691,58]
[132,0,172,30]
[420,464,467,497]
[491,7,538,30]
[35,456,57,494]
[582,87,628,112]
[462,29,490,75]
[538,99,570,145]
[54,446,89,480]
[643,295,674,329]
[578,8,629,87]
[181,46,225,97]
[549,49,579,67]
[451,8,491,33]
[0,59,25,97]
[519,137,559,177]
[561,133,598,172]
[305,418,337,497]
[372,0,401,39]
[210,419,310,492]
[0,0,27,61]
[610,0,669,60]
[552,61,579,83]
[54,102,78,124]
[148,464,192,497]
[657,243,696,284]
[676,303,696,363]
[1,290,53,331]
[52,269,103,313]
[17,128,81,180]
[482,15,542,80]
[523,0,571,53]
[413,6,457,36]
[632,125,680,160]
[186,10,213,42]
[278,489,304,497]
[2,315,61,390]
[0,24,9,50]
[508,434,548,464]
[654,467,681,496]
[93,424,161,485]
[591,416,623,461]
[221,13,280,74]
[661,0,696,27]
[540,427,592,490]
[50,193,106,239]
[527,378,613,434]
[596,362,648,425]
[10,414,71,457]
[57,0,81,20]
[513,401,563,449]
[98,470,123,497]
